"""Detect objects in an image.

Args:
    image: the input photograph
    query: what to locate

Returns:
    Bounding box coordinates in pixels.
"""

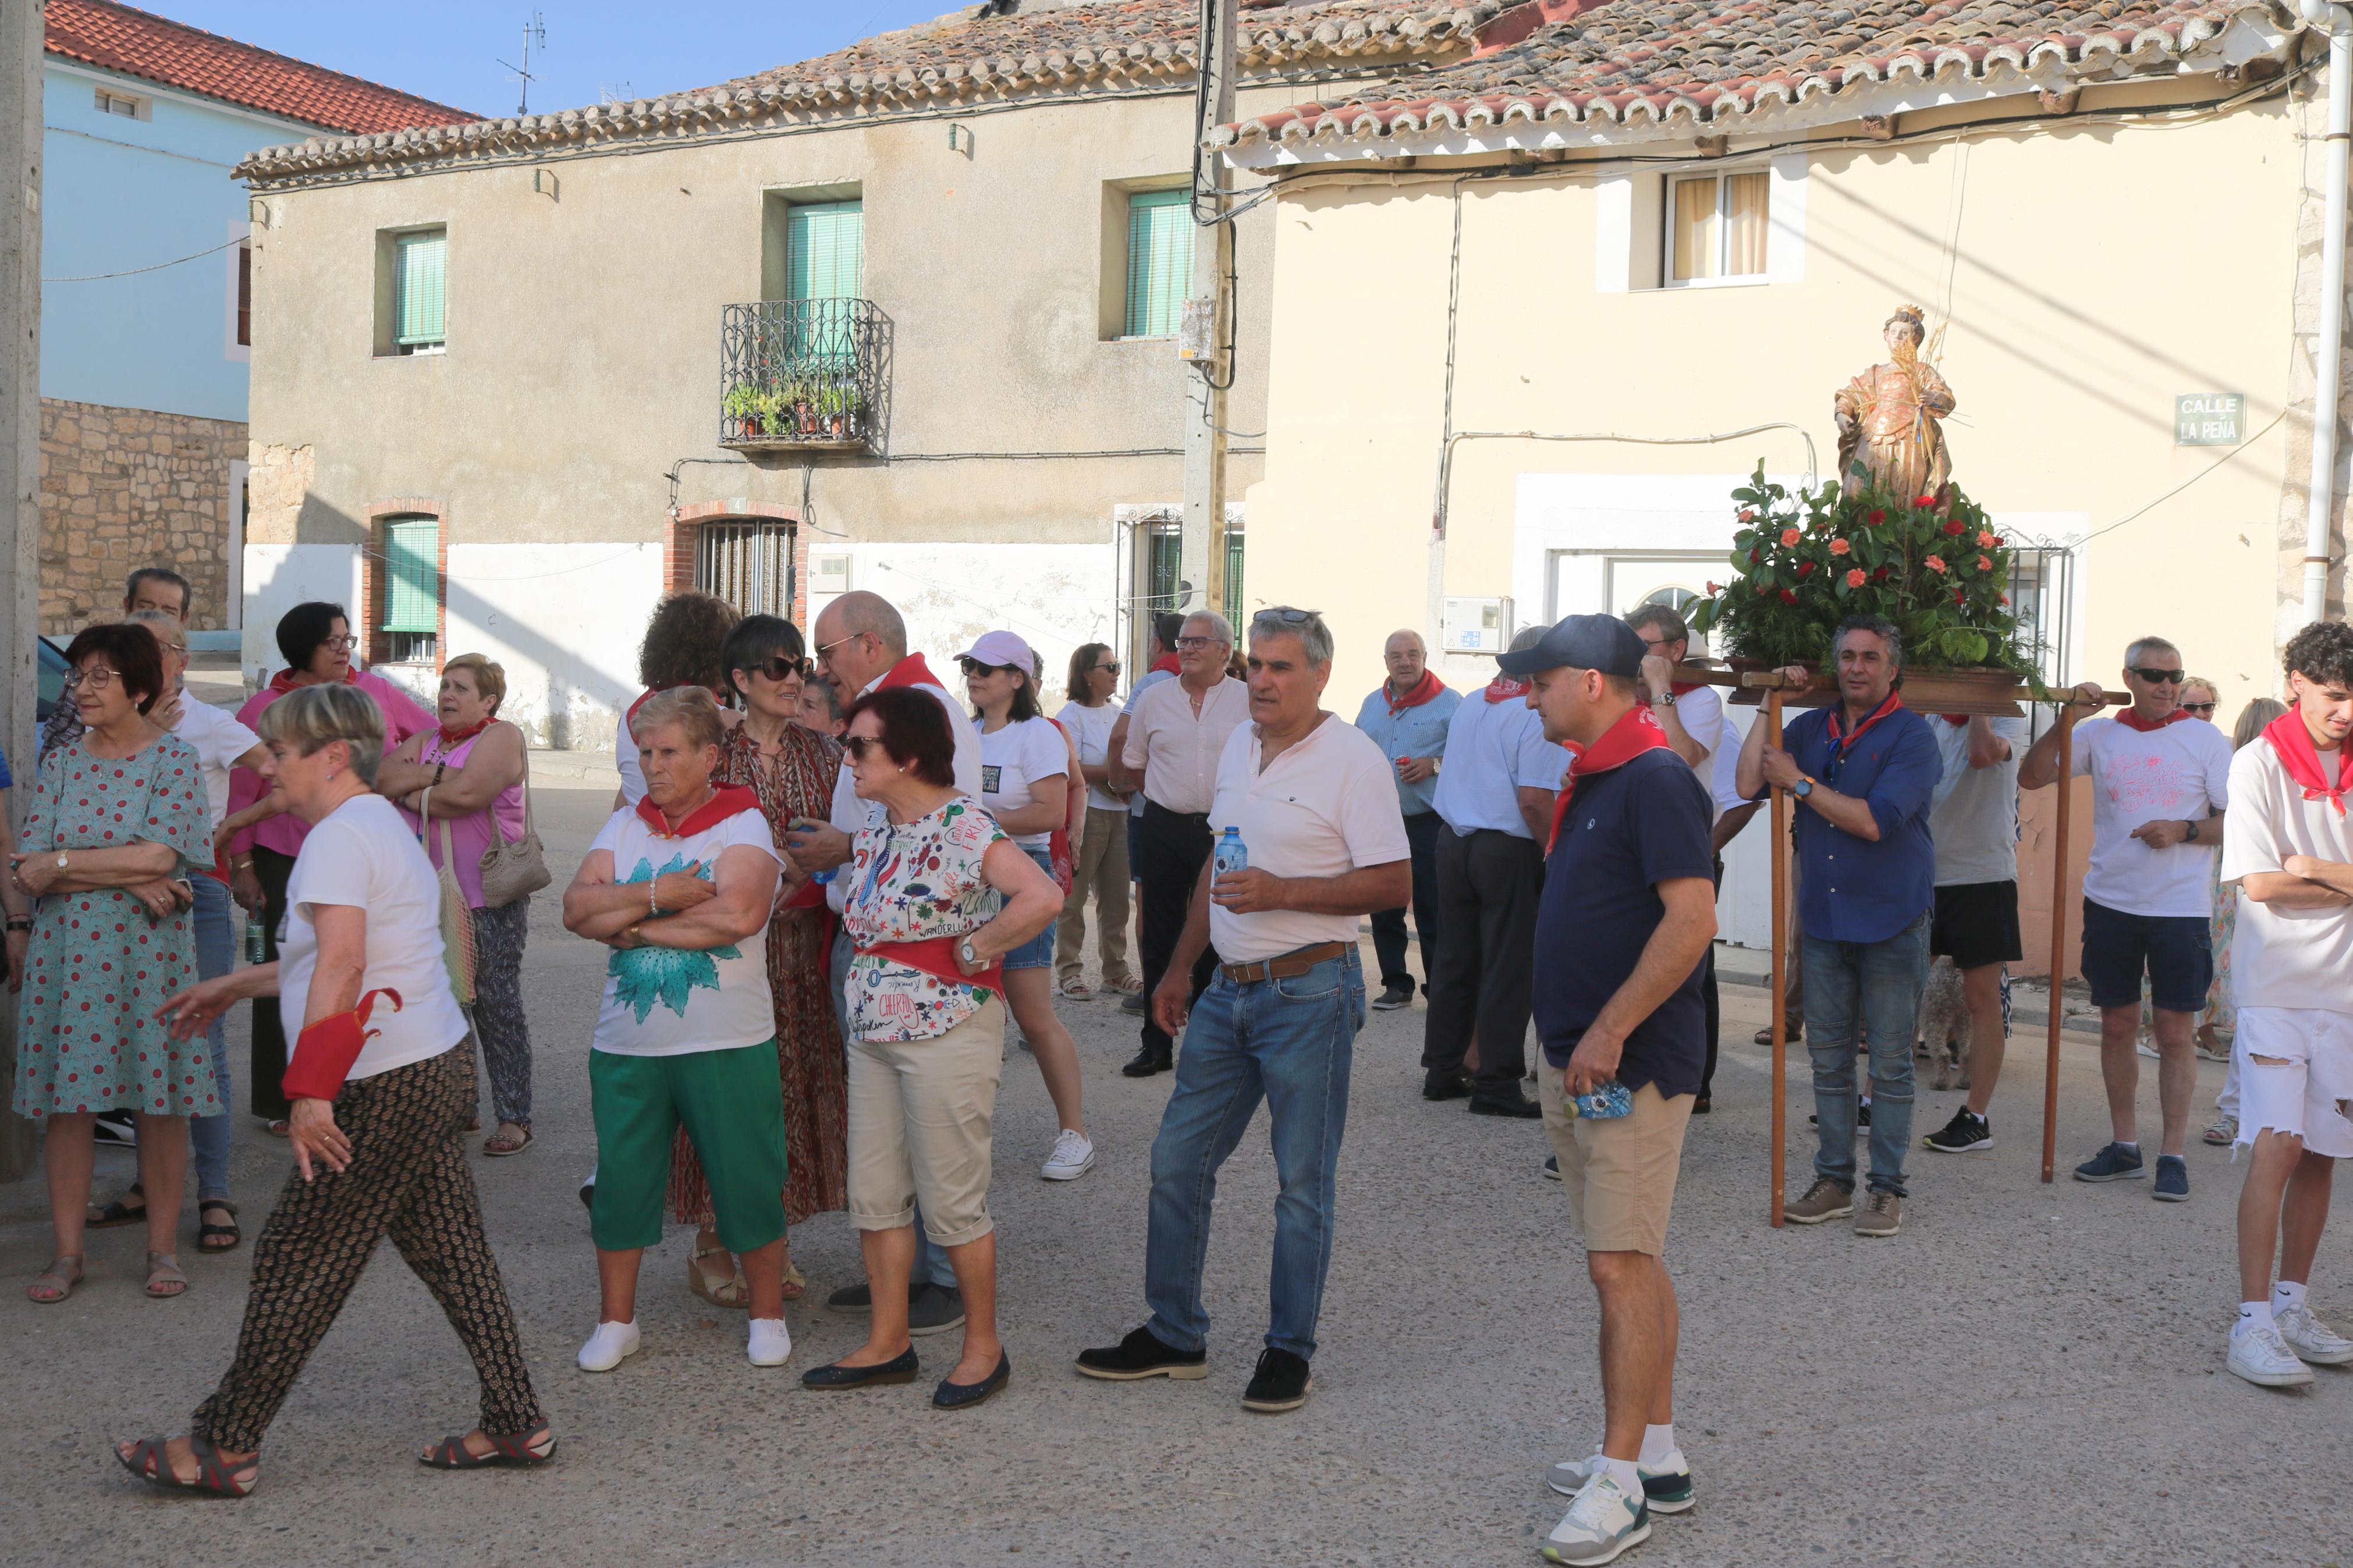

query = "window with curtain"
[381,517,439,663]
[785,201,864,301]
[1667,172,1770,284]
[395,229,446,351]
[1125,189,1193,337]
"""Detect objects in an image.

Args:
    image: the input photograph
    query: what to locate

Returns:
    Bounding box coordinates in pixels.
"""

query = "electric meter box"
[1440,596,1512,655]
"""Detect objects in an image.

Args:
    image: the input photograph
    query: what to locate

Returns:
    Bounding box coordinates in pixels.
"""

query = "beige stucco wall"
[1242,88,2319,716]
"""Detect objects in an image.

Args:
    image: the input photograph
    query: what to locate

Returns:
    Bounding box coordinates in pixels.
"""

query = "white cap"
[955,630,1037,673]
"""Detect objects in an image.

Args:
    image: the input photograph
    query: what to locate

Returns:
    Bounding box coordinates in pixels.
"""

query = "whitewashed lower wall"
[241,543,360,689]
[443,542,665,751]
[811,540,1120,703]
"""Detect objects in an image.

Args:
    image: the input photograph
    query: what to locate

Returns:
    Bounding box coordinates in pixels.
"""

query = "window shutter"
[395,230,446,346]
[786,202,864,301]
[1125,189,1192,337]
[1224,529,1245,616]
[381,519,439,633]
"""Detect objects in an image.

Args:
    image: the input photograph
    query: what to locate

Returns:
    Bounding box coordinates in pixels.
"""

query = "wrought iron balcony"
[719,297,882,450]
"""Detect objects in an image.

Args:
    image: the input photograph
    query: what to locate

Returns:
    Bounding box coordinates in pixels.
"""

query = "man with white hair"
[1078,607,1408,1415]
[1117,609,1251,1077]
[1354,628,1458,1011]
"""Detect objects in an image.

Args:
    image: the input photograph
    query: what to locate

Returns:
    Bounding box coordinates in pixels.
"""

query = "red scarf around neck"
[1826,691,1906,755]
[1547,705,1671,851]
[2265,706,2351,817]
[2116,706,2190,734]
[634,783,761,838]
[1383,669,1448,716]
[1485,673,1531,705]
[1149,653,1181,677]
[268,666,357,695]
[877,653,945,693]
[436,717,494,749]
[1939,714,1969,727]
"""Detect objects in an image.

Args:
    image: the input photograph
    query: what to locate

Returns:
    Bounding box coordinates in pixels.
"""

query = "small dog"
[1915,955,1974,1091]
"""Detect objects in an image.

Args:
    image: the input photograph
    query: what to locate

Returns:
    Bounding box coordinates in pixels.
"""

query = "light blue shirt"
[1431,693,1566,838]
[1353,684,1461,817]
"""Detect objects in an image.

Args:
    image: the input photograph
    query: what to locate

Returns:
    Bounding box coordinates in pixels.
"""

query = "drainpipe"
[2301,0,2352,623]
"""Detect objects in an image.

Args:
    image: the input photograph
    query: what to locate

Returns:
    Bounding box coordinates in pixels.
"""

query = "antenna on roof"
[496,10,547,116]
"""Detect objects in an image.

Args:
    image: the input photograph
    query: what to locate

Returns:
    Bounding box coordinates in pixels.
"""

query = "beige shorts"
[847,996,1005,1247]
[1539,1072,1694,1256]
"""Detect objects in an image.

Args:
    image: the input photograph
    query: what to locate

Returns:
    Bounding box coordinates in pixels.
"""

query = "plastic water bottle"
[1213,826,1248,877]
[243,917,265,964]
[1569,1081,1634,1121]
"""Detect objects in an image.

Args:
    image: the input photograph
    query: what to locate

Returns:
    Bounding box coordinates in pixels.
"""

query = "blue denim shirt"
[1353,685,1461,818]
[1783,700,1940,945]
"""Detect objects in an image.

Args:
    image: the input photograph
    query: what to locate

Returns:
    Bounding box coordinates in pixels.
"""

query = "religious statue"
[1833,304,1955,503]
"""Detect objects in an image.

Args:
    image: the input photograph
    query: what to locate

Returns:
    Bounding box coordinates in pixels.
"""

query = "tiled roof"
[1214,0,2301,151]
[46,0,474,136]
[236,0,1492,187]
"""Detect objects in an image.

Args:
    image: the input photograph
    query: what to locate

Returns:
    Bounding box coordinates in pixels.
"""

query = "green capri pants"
[590,1041,788,1254]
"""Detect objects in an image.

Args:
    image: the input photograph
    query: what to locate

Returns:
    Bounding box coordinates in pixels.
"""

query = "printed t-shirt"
[1928,714,2030,887]
[278,793,469,1080]
[842,797,1008,1041]
[1206,714,1410,964]
[2220,737,2353,1012]
[978,715,1069,849]
[587,803,781,1056]
[826,674,983,913]
[2072,714,2234,918]
[1056,700,1126,812]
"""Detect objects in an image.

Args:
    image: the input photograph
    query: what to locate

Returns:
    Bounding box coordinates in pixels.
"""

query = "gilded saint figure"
[1834,304,1955,503]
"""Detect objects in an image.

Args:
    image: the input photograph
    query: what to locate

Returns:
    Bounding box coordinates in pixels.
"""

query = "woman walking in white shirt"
[1052,642,1140,1001]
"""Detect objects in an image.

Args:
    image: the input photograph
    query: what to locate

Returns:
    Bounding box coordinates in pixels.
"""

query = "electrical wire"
[2075,408,2287,546]
[44,234,243,283]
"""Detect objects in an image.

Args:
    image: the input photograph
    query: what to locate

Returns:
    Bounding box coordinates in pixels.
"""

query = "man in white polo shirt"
[2219,622,2353,1388]
[1077,607,1408,1416]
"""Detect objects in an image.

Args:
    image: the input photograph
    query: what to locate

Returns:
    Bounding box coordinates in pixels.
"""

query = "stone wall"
[37,396,242,632]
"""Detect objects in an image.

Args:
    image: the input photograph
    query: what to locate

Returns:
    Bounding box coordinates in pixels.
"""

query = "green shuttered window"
[382,518,439,634]
[785,201,863,301]
[1125,189,1192,339]
[395,230,446,347]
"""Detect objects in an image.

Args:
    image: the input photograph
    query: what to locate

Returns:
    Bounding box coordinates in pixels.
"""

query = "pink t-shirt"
[400,726,527,909]
[226,669,435,860]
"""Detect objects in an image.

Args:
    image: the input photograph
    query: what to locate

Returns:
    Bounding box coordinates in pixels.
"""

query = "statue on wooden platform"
[1833,303,1955,503]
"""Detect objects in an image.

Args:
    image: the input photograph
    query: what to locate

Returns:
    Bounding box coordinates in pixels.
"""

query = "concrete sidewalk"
[2,772,2341,1567]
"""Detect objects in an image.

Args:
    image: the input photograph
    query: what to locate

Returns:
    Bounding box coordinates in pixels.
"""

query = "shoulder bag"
[420,786,478,1007]
[476,741,551,908]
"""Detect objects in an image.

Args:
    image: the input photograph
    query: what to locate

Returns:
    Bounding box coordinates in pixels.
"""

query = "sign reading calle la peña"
[2175,392,2245,446]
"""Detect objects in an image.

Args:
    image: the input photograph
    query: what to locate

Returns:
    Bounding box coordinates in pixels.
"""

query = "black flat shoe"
[801,1348,920,1389]
[1421,1071,1471,1101]
[1241,1347,1312,1414]
[1466,1093,1541,1119]
[932,1353,1011,1410]
[1121,1047,1172,1078]
[1076,1324,1208,1381]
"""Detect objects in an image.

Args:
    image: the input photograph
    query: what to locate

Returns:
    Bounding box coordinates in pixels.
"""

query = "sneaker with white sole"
[748,1317,793,1367]
[1546,1446,1694,1513]
[2276,1302,2353,1366]
[577,1319,642,1373]
[1541,1472,1651,1565]
[1042,1129,1096,1181]
[2227,1324,2316,1388]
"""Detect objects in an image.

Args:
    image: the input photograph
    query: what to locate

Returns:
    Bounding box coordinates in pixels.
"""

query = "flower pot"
[825,411,847,438]
[740,413,764,438]
[794,401,818,435]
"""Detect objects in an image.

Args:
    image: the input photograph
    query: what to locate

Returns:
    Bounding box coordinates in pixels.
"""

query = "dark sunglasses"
[958,658,1019,677]
[843,735,887,761]
[1092,660,1121,674]
[2128,667,2186,684]
[1254,607,1321,628]
[742,656,811,684]
[2180,702,2217,715]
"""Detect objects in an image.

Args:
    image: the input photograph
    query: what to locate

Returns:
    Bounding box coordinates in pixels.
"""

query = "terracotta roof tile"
[46,0,475,136]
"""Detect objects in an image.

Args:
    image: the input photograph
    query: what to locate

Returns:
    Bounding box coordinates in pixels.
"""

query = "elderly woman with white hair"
[119,683,549,1498]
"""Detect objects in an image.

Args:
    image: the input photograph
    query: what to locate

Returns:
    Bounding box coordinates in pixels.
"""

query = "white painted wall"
[241,542,359,688]
[444,542,663,751]
[812,541,1121,703]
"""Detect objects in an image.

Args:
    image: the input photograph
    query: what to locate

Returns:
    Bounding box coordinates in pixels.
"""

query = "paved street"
[5,767,2348,1567]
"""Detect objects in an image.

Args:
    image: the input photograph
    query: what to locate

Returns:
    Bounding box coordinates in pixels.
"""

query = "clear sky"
[148,1,964,120]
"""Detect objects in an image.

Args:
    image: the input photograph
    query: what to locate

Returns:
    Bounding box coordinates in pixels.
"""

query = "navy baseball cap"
[1496,614,1649,679]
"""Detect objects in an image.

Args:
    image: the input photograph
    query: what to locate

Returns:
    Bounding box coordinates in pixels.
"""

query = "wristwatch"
[1792,775,1816,800]
[1655,691,1677,708]
[960,939,980,968]
[5,916,30,933]
[2184,820,2201,843]
[54,852,68,872]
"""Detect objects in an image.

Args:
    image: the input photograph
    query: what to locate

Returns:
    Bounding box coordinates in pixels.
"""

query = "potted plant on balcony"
[723,383,767,439]
[817,382,863,439]
[787,375,821,436]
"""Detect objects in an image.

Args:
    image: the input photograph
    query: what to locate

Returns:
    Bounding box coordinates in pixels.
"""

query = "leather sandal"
[27,1256,83,1304]
[779,1262,808,1303]
[88,1181,147,1228]
[145,1252,189,1299]
[116,1434,257,1498]
[687,1243,748,1309]
[198,1200,241,1252]
[419,1417,557,1470]
[482,1123,534,1157]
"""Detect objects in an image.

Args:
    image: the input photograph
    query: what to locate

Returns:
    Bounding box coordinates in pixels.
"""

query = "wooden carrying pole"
[1767,688,1788,1228]
[2040,706,2078,1183]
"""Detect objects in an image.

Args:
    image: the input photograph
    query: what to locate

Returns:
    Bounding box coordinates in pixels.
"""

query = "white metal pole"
[2302,2,2353,624]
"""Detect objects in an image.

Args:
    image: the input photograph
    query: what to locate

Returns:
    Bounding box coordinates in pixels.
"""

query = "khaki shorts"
[847,995,1005,1247]
[1539,1072,1694,1256]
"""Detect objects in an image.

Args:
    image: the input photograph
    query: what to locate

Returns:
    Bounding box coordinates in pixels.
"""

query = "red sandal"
[418,1417,557,1470]
[115,1434,257,1498]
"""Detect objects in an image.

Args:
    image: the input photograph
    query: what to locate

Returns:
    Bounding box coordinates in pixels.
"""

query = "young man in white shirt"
[1628,605,1727,1117]
[2218,623,2353,1387]
[1077,608,1408,1416]
[2020,636,2233,1201]
[1919,712,2031,1154]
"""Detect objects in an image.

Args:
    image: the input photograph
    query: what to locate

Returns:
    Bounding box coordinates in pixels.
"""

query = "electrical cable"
[44,234,244,283]
[2074,408,2287,546]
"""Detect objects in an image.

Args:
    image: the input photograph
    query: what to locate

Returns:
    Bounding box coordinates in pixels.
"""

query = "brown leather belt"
[1219,941,1352,986]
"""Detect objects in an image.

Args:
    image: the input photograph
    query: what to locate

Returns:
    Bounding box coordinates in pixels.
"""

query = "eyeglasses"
[958,658,1017,678]
[813,632,864,664]
[1174,637,1217,651]
[318,635,357,653]
[1092,660,1121,674]
[843,735,886,761]
[2180,702,2217,715]
[2127,667,2185,684]
[66,666,120,690]
[743,656,810,684]
[1253,607,1321,628]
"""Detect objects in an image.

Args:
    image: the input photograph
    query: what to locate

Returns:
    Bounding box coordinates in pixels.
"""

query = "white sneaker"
[747,1317,793,1367]
[1541,1472,1651,1565]
[2276,1302,2353,1366]
[2227,1324,2315,1388]
[1042,1129,1096,1181]
[577,1319,641,1373]
[1546,1445,1694,1513]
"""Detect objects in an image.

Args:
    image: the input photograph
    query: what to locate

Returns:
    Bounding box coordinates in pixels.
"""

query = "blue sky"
[151,1,961,119]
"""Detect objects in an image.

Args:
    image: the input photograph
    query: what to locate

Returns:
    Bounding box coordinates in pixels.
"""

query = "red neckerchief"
[634,783,761,838]
[1826,691,1906,757]
[436,717,493,749]
[877,653,944,692]
[1149,654,1180,677]
[625,684,675,730]
[1383,669,1448,716]
[1939,714,1968,727]
[1547,705,1670,851]
[1485,674,1531,705]
[2116,706,2190,734]
[2265,707,2351,817]
[267,666,357,695]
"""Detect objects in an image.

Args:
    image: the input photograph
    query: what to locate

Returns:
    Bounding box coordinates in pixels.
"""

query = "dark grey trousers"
[1419,827,1544,1094]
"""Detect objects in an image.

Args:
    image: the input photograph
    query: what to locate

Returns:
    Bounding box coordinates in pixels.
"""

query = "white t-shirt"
[588,804,782,1056]
[826,673,984,913]
[1056,700,1125,812]
[278,794,469,1081]
[1710,707,1754,818]
[2220,737,2353,1012]
[1431,695,1565,838]
[168,695,261,830]
[978,715,1069,849]
[1657,685,1726,823]
[1929,714,2031,887]
[1207,713,1411,963]
[2072,714,2234,918]
[616,689,652,806]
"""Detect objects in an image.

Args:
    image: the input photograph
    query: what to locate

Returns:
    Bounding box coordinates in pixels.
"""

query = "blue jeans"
[189,874,236,1201]
[1145,948,1365,1360]
[829,925,953,1290]
[1801,912,1929,1197]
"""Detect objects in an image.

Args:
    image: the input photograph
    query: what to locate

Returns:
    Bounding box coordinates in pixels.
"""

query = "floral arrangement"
[1685,465,2036,674]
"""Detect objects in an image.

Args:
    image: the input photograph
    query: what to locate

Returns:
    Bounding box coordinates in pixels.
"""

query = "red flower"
[1779,589,1798,605]
[1866,509,1886,526]
[1955,588,1968,605]
[1925,554,1949,574]
[1706,581,1722,595]
[1828,538,1851,556]
[1915,493,1938,508]
[1738,509,1756,523]
[1977,530,1999,548]
[1749,547,1763,565]
[1846,568,1867,588]
[1990,535,2005,547]
[1872,566,1890,582]
[1975,554,1992,572]
[1999,593,2011,606]
[1798,560,1817,578]
[1780,528,1802,547]
[1942,520,1966,536]
[1757,582,1774,596]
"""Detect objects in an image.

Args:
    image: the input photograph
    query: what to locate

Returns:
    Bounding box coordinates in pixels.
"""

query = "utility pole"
[0,0,42,1181]
[1178,0,1235,621]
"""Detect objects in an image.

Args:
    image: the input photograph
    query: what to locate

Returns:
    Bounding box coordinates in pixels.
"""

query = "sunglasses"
[2180,702,2217,715]
[742,656,810,684]
[959,658,1020,677]
[843,735,887,761]
[2127,667,2186,684]
[1254,607,1321,628]
[1092,660,1121,674]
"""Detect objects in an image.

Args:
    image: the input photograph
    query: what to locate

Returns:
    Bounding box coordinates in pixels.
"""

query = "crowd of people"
[5,563,2347,1566]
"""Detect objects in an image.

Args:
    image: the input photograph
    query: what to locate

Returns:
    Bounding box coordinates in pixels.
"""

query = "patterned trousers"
[191,1046,542,1453]
[468,898,533,1126]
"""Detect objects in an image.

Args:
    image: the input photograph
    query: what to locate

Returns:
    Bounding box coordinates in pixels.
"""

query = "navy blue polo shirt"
[1535,748,1715,1097]
[1780,701,1940,944]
